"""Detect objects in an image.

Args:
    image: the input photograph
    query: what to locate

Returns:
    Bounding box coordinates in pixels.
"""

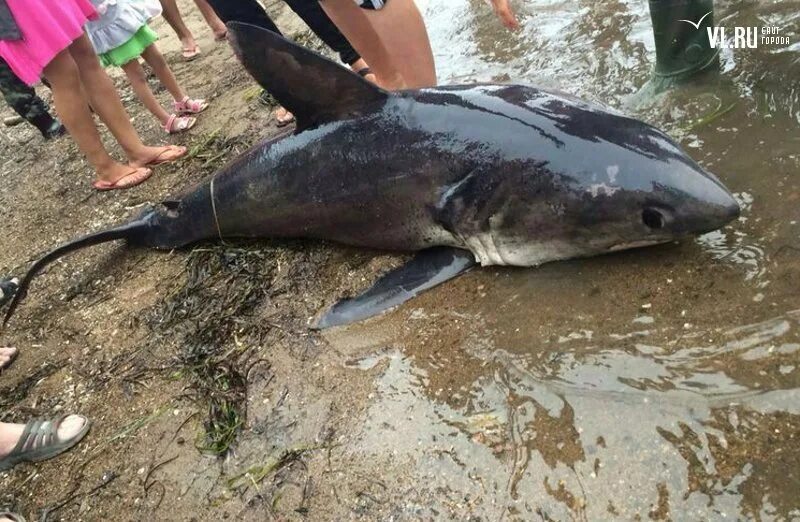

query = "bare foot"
[212,26,227,41]
[0,347,17,370]
[274,106,295,127]
[128,145,187,168]
[490,0,520,30]
[181,36,201,60]
[0,415,88,459]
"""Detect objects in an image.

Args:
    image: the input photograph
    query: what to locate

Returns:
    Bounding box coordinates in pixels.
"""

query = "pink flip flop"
[142,145,188,167]
[92,167,153,191]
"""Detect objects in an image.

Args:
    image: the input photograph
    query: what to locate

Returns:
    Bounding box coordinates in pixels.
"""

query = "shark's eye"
[642,207,665,229]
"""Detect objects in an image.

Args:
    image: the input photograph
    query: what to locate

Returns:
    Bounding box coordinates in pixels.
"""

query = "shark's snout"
[700,192,741,233]
[674,178,741,236]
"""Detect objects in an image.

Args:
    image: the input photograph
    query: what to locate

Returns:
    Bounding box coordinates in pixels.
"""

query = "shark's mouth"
[608,239,671,252]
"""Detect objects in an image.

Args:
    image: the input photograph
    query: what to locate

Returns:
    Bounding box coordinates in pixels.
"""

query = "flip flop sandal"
[0,512,26,522]
[173,97,208,115]
[355,67,373,78]
[0,414,91,472]
[92,168,153,192]
[142,145,188,167]
[182,46,201,61]
[163,114,197,134]
[0,347,18,371]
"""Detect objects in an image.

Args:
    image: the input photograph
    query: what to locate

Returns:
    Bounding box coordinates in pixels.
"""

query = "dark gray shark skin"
[1,23,740,327]
[141,83,739,259]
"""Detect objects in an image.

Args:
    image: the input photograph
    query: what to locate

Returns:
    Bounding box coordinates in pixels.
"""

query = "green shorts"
[99,25,158,67]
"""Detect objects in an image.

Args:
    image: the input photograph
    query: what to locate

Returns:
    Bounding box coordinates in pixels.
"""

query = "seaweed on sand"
[144,243,275,456]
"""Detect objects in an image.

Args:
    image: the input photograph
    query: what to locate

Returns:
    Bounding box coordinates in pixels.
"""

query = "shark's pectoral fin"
[227,22,390,131]
[313,247,477,329]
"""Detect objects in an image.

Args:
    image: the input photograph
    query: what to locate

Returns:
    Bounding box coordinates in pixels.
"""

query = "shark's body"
[2,23,740,328]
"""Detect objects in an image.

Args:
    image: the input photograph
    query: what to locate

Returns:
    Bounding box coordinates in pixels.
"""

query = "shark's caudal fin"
[227,21,389,131]
[2,219,149,327]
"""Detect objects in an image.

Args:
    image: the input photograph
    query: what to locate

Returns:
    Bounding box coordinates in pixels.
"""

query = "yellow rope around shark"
[210,175,224,241]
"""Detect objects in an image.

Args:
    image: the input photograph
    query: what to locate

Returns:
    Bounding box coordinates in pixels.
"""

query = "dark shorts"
[354,0,387,10]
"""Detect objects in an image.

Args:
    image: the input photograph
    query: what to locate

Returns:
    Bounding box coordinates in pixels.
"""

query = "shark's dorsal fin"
[228,21,390,131]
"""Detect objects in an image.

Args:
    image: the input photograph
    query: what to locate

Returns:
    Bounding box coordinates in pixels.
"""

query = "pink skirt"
[0,0,98,85]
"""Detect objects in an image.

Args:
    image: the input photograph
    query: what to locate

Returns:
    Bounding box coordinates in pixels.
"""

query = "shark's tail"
[2,218,150,327]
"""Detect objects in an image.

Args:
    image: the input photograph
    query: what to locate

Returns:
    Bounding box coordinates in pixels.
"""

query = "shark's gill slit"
[642,207,666,229]
[162,201,180,217]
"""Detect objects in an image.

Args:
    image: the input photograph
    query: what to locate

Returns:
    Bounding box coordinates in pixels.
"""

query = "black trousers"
[208,0,360,65]
[0,57,57,133]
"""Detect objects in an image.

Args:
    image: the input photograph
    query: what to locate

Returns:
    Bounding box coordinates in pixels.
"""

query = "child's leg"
[159,0,199,53]
[42,48,138,183]
[193,0,228,38]
[66,34,185,167]
[140,44,187,103]
[121,59,171,125]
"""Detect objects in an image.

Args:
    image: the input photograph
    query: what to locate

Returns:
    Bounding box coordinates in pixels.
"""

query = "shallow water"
[326,0,800,519]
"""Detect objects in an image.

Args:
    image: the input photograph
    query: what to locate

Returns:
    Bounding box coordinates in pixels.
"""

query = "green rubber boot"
[648,0,719,89]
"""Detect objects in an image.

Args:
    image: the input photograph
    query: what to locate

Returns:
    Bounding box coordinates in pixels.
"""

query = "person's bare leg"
[140,45,187,103]
[193,0,228,39]
[121,59,172,126]
[67,35,185,167]
[159,0,199,53]
[349,57,377,83]
[362,0,435,88]
[42,49,136,183]
[320,0,404,89]
[320,0,436,89]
